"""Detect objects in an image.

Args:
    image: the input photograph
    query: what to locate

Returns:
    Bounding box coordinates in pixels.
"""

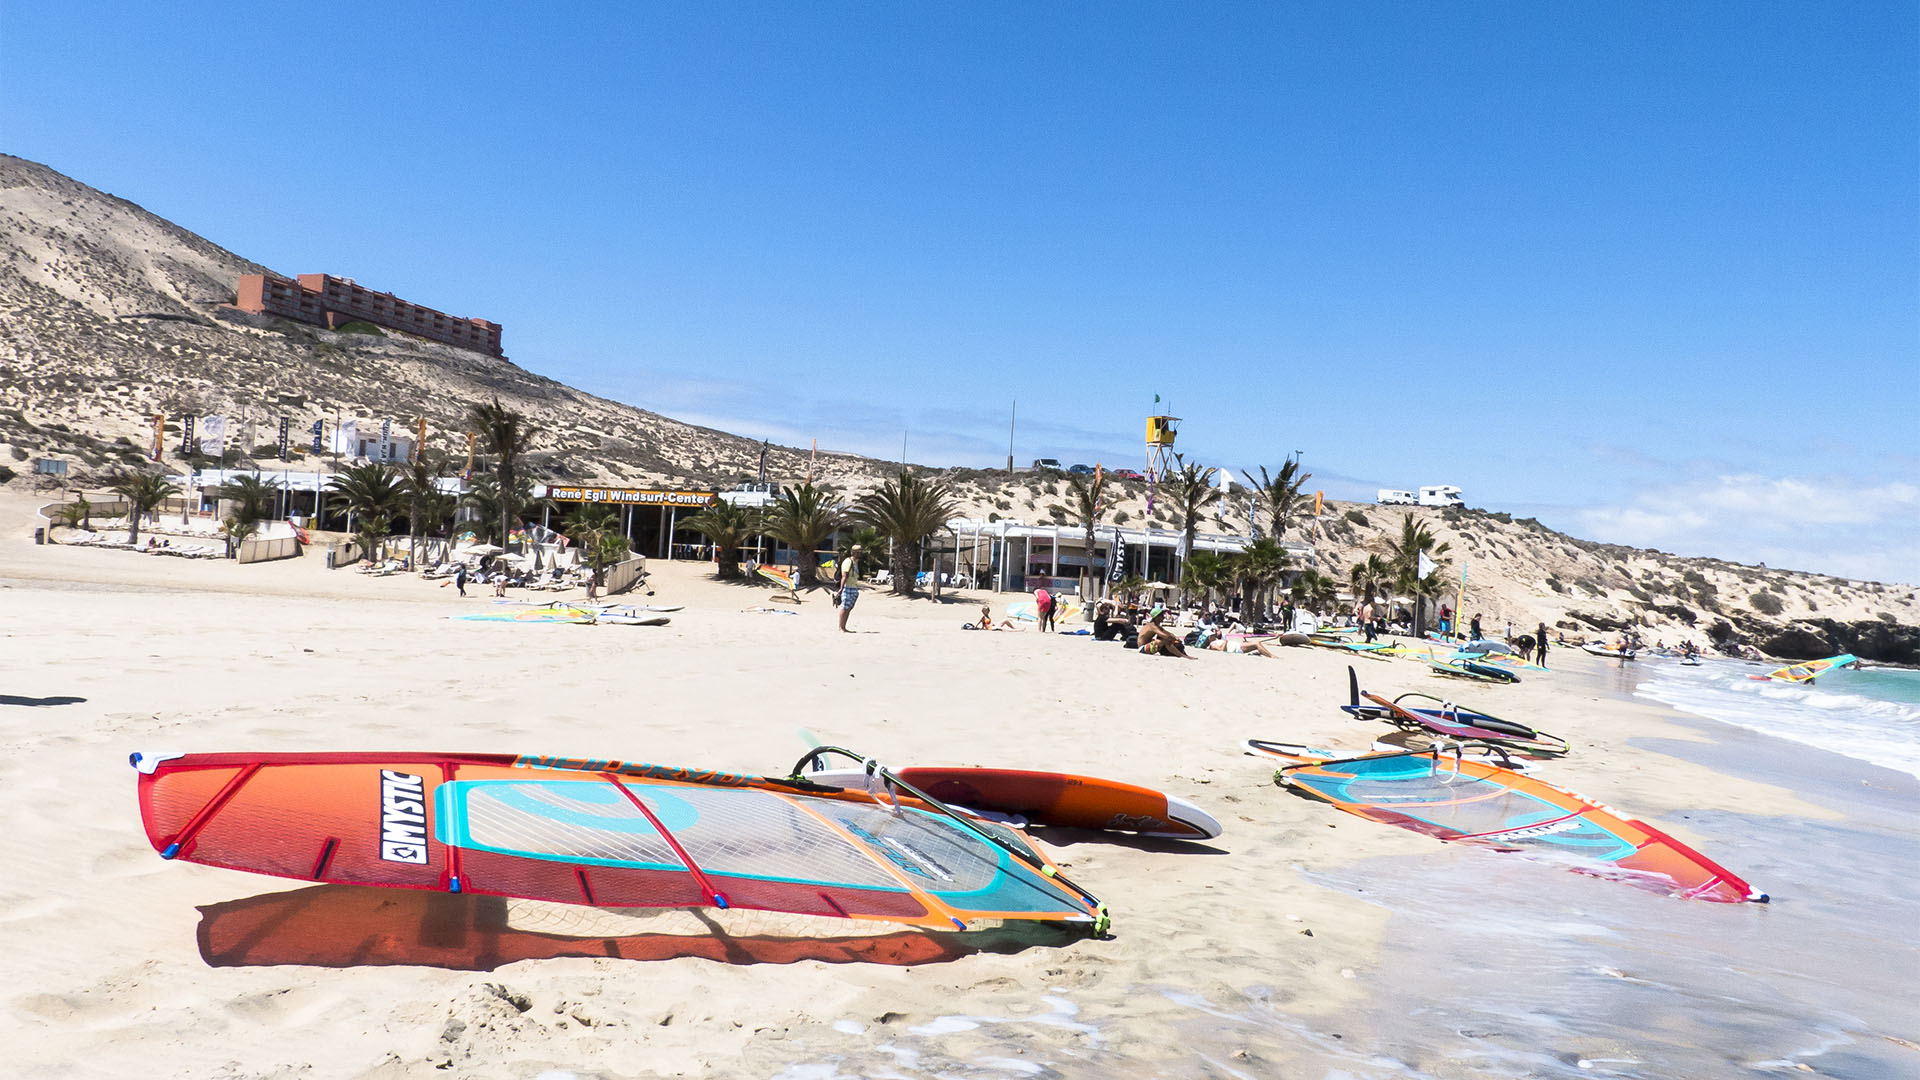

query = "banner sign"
[340,420,359,458]
[277,416,291,461]
[199,415,226,458]
[415,417,428,463]
[378,418,393,462]
[151,414,166,461]
[179,415,195,457]
[310,419,324,454]
[1108,529,1127,583]
[546,487,714,507]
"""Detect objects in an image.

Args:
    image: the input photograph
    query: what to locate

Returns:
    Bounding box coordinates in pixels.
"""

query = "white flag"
[198,415,227,457]
[339,420,359,457]
[1417,551,1436,579]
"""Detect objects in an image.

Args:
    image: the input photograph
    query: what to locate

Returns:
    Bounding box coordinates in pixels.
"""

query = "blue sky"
[5,3,1916,581]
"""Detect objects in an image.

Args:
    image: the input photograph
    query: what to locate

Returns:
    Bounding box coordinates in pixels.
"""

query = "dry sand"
[0,493,1816,1078]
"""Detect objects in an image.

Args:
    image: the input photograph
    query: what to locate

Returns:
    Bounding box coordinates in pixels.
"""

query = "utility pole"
[1007,400,1016,474]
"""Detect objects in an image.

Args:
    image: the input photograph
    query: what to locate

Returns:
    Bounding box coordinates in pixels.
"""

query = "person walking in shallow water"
[835,545,864,633]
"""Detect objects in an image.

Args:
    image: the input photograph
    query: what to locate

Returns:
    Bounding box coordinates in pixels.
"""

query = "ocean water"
[1635,659,1920,781]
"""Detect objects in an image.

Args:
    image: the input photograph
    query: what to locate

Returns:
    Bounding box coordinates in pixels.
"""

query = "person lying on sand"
[1207,636,1277,657]
[1137,606,1190,657]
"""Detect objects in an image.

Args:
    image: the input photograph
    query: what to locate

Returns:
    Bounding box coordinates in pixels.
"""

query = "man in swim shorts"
[836,545,863,633]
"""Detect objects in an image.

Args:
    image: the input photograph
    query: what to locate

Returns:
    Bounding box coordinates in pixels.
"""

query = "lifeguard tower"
[1146,414,1180,482]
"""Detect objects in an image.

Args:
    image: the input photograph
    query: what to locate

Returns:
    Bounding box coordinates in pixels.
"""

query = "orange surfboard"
[806,766,1222,840]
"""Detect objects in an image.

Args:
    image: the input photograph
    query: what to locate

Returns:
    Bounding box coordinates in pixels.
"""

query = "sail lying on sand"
[1243,742,1767,904]
[131,751,1108,933]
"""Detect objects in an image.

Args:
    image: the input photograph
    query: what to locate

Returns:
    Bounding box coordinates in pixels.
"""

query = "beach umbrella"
[463,543,504,556]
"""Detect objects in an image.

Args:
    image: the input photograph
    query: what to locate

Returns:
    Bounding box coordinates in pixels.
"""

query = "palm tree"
[327,461,406,543]
[1182,549,1231,608]
[1236,537,1291,616]
[856,470,959,596]
[1114,573,1147,606]
[1167,454,1222,579]
[217,473,279,529]
[1242,457,1312,540]
[110,470,180,547]
[223,514,260,559]
[1383,512,1451,631]
[457,474,541,544]
[414,487,458,564]
[835,526,881,575]
[1065,471,1106,601]
[679,498,760,580]
[563,505,630,591]
[468,398,530,557]
[1289,568,1340,609]
[354,512,391,565]
[400,456,447,567]
[1349,554,1393,604]
[764,484,844,589]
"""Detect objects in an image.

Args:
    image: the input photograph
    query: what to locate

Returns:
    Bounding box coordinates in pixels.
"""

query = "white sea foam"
[1635,663,1920,780]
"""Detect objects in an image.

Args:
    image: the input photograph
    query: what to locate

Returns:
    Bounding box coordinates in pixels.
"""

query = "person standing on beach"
[1469,613,1482,641]
[835,545,863,633]
[454,563,467,597]
[1535,622,1549,667]
[1034,587,1055,633]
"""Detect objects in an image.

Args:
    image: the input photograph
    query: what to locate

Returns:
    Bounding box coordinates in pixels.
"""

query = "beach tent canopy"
[460,543,504,556]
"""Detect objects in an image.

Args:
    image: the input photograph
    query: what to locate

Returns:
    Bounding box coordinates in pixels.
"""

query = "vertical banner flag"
[1108,528,1127,583]
[339,420,359,458]
[179,415,195,457]
[151,414,166,461]
[1314,490,1323,517]
[199,415,226,458]
[463,432,476,479]
[415,417,427,463]
[277,416,291,461]
[378,418,393,462]
[309,419,324,454]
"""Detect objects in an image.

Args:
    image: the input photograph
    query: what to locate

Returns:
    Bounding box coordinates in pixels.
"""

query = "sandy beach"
[3,491,1915,1079]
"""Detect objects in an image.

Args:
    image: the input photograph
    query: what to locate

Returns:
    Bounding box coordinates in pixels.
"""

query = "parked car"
[1068,464,1094,475]
[1112,469,1145,481]
[1032,458,1064,472]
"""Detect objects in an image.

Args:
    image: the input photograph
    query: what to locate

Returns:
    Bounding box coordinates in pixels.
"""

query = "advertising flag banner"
[152,414,166,461]
[277,417,291,461]
[1314,490,1324,517]
[1108,529,1127,583]
[340,420,359,458]
[199,415,226,458]
[378,419,393,462]
[309,419,324,454]
[179,415,195,457]
[415,417,427,462]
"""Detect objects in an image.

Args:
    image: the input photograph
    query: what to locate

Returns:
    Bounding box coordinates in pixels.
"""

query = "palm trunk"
[128,507,143,547]
[891,541,915,596]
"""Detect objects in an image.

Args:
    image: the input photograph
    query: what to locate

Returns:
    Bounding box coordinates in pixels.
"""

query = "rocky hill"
[0,154,883,492]
[4,153,1913,662]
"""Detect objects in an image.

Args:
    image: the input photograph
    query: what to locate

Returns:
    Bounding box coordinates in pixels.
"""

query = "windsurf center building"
[535,485,718,559]
[235,273,504,357]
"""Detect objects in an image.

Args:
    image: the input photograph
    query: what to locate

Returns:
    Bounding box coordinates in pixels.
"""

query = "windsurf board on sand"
[803,763,1221,840]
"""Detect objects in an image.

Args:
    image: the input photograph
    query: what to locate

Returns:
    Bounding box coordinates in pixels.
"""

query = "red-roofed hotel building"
[236,273,504,358]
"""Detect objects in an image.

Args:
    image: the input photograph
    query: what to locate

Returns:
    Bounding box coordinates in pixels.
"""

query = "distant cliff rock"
[1757,618,1920,667]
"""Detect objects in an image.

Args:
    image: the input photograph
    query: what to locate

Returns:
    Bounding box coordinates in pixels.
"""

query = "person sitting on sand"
[1092,599,1133,642]
[1137,606,1190,657]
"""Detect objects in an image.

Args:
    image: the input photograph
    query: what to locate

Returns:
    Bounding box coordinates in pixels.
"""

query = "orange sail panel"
[131,752,1102,930]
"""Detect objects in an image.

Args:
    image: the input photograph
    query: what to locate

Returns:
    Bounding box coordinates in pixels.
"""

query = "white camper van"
[1419,485,1465,508]
[1377,489,1417,505]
